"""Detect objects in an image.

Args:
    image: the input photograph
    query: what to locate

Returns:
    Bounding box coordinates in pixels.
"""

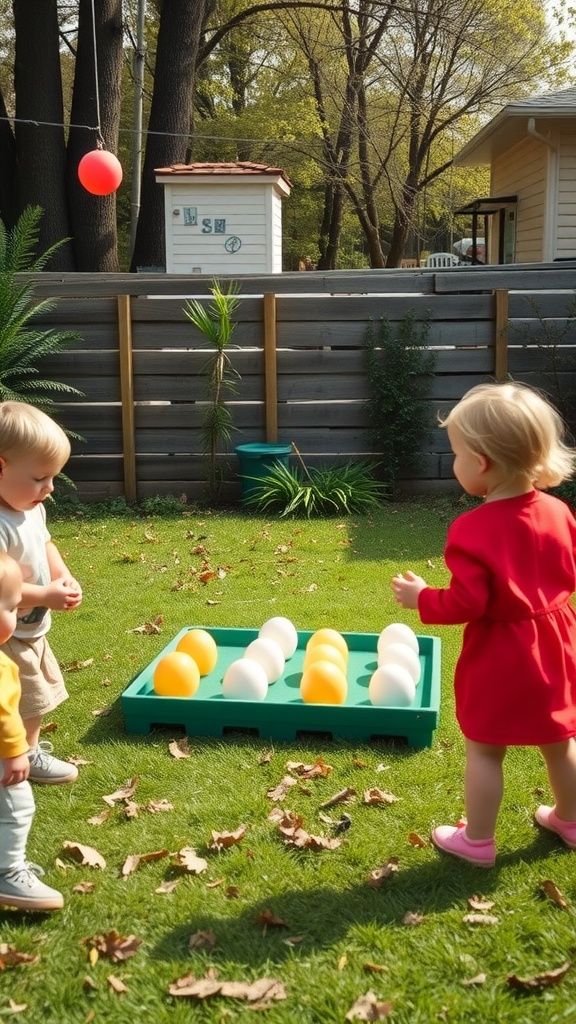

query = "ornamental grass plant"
[4,497,576,1023]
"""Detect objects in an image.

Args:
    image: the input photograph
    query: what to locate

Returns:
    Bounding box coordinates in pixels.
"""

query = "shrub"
[244,456,387,517]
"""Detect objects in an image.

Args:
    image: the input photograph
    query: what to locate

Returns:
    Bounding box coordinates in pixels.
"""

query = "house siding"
[556,133,576,259]
[492,138,547,262]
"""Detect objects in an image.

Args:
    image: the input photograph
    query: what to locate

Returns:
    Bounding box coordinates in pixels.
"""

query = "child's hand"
[1,752,30,786]
[44,577,83,611]
[392,570,427,610]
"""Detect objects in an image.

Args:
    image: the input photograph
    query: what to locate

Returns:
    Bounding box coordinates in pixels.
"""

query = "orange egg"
[303,642,347,675]
[153,651,200,697]
[300,660,348,705]
[176,629,218,676]
[306,628,349,664]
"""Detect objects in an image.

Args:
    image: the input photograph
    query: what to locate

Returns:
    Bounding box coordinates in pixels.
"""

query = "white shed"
[154,161,292,274]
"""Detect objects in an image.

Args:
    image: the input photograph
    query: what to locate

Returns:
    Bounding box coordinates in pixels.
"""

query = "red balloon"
[78,149,123,195]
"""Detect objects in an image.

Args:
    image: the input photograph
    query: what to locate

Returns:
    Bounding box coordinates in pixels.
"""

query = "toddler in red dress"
[392,382,576,867]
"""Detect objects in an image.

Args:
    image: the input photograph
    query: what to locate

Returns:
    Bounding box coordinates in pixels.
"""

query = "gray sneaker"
[28,741,78,785]
[0,863,63,911]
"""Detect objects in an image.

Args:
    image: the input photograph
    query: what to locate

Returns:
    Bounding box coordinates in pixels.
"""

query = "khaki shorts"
[1,636,68,720]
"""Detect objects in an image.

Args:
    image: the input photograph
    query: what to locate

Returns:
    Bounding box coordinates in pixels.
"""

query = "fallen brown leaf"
[0,944,39,969]
[259,749,274,765]
[188,930,216,949]
[338,954,348,970]
[168,738,191,759]
[209,826,247,850]
[461,973,487,986]
[363,962,388,974]
[155,880,179,895]
[91,707,111,717]
[402,911,423,926]
[363,789,399,806]
[83,976,97,991]
[462,914,499,926]
[69,756,93,766]
[540,879,569,909]
[147,799,174,814]
[286,757,332,778]
[107,975,128,994]
[169,973,286,1002]
[87,810,110,826]
[206,878,225,889]
[225,885,240,898]
[62,841,106,870]
[408,832,427,848]
[39,722,57,733]
[102,778,138,807]
[345,991,393,1020]
[267,776,298,801]
[121,849,169,877]
[319,788,356,808]
[82,930,142,963]
[7,1000,28,1013]
[123,800,140,819]
[64,658,94,672]
[256,909,289,930]
[367,858,399,887]
[507,961,571,991]
[175,847,208,874]
[127,616,163,634]
[353,758,370,768]
[467,895,495,912]
[73,881,96,894]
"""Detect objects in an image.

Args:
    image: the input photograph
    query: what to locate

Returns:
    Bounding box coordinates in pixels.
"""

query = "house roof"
[154,161,292,189]
[453,86,576,166]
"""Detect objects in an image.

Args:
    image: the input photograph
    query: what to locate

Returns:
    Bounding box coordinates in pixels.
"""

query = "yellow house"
[453,86,576,265]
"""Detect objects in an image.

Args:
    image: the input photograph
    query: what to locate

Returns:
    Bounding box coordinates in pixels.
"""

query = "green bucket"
[235,443,292,503]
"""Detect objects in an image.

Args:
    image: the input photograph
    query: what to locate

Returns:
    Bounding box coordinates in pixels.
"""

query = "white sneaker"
[28,741,78,785]
[0,862,63,911]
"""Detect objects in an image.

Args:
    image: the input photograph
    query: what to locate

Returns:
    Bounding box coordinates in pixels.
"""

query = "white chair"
[425,252,460,268]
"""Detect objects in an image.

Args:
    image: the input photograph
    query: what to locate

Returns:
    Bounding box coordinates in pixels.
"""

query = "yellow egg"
[303,642,347,675]
[306,628,348,664]
[176,629,218,676]
[153,651,200,697]
[300,660,348,705]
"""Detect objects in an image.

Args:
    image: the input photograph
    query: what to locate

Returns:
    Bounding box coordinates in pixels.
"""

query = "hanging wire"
[90,0,105,148]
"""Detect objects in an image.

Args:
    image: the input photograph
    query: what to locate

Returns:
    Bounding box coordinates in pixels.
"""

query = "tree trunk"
[66,0,123,271]
[317,180,344,270]
[387,185,418,268]
[130,0,216,271]
[0,87,17,230]
[12,0,74,267]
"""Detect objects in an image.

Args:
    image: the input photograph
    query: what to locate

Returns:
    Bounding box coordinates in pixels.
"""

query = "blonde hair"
[441,382,576,488]
[0,402,70,465]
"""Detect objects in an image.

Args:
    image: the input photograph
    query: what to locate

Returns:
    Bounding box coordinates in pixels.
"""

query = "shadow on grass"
[148,834,564,968]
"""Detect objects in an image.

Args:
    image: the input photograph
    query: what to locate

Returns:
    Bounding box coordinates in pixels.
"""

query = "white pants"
[0,781,35,871]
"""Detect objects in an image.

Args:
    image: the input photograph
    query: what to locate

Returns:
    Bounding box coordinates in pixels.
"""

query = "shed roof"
[454,86,576,166]
[154,161,292,189]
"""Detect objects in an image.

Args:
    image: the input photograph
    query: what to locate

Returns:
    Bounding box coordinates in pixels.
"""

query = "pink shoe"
[534,805,576,850]
[431,825,495,867]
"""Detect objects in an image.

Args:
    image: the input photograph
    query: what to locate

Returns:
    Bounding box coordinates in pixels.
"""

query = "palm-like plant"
[0,206,83,411]
[183,279,241,503]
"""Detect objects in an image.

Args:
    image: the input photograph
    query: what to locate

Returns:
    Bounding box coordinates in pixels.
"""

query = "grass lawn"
[2,496,575,1023]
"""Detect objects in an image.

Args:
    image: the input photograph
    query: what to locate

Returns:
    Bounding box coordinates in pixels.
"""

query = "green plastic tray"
[121,627,441,748]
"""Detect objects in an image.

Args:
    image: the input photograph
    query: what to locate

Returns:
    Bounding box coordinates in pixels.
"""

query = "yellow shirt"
[0,651,28,759]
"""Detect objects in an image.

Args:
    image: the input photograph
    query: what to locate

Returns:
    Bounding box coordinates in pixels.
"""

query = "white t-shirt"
[0,504,51,640]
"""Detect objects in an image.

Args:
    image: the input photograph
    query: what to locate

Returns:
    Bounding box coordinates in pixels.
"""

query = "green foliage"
[183,279,241,504]
[365,311,436,493]
[245,456,387,517]
[0,206,84,411]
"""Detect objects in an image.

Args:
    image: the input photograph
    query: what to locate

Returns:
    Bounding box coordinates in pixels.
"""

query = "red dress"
[418,490,576,745]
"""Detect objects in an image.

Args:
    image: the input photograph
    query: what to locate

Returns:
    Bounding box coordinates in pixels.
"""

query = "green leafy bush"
[244,457,386,517]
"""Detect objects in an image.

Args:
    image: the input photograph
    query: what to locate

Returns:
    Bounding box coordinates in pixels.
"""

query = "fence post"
[263,292,278,442]
[494,289,509,381]
[117,295,137,503]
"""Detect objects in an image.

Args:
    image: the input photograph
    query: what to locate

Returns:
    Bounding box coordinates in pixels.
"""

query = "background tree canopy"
[0,0,573,271]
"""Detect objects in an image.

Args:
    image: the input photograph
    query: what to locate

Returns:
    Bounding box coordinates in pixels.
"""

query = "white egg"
[259,616,298,659]
[377,622,419,658]
[377,641,421,685]
[244,637,285,683]
[222,658,268,701]
[369,664,416,707]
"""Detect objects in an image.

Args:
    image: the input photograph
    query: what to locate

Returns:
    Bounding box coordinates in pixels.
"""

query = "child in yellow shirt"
[0,551,62,910]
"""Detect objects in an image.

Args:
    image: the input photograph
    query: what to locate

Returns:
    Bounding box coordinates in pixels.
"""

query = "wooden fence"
[26,263,576,502]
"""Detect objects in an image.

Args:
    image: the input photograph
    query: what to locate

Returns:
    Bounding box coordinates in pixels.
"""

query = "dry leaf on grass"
[225,885,240,898]
[353,758,370,768]
[286,757,332,778]
[256,909,289,930]
[462,914,499,926]
[175,847,208,874]
[259,749,274,765]
[155,880,179,895]
[0,944,39,969]
[123,800,140,819]
[267,776,298,801]
[127,616,163,634]
[402,911,423,926]
[363,963,388,974]
[73,882,96,894]
[206,878,225,889]
[91,707,111,717]
[6,1000,27,1013]
[121,849,169,877]
[461,973,487,986]
[62,841,106,870]
[147,799,174,814]
[189,930,216,950]
[82,931,142,963]
[64,658,94,672]
[540,879,569,909]
[168,738,191,759]
[209,826,247,851]
[467,896,495,912]
[83,976,97,991]
[102,778,138,807]
[408,832,427,848]
[319,788,356,808]
[107,975,128,994]
[68,756,93,766]
[363,789,399,806]
[87,810,110,826]
[338,954,348,971]
[507,961,571,991]
[345,991,393,1020]
[367,858,399,887]
[168,972,286,1003]
[39,722,57,733]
